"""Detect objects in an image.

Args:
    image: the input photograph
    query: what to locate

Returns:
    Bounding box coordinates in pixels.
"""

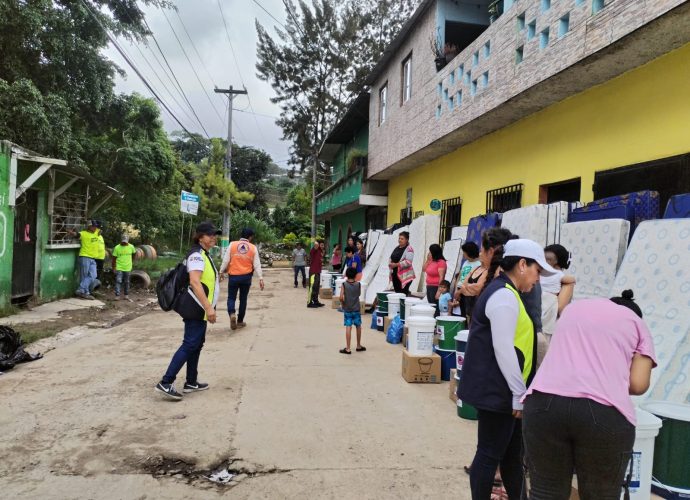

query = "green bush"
[230,210,277,243]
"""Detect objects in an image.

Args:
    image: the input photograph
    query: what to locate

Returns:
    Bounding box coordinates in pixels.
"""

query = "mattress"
[408,216,427,293]
[610,219,690,404]
[364,227,408,304]
[442,238,464,283]
[466,213,501,247]
[572,190,660,234]
[569,205,634,225]
[546,201,581,245]
[501,205,549,246]
[663,193,690,219]
[559,220,630,300]
[451,226,468,241]
[361,232,388,286]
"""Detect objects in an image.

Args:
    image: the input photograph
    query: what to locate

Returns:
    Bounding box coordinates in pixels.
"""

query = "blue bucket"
[434,346,456,381]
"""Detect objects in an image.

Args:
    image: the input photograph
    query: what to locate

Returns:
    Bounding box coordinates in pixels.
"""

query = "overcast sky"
[103,0,291,166]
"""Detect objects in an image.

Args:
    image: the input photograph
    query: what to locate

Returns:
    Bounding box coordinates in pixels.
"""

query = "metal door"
[12,190,38,299]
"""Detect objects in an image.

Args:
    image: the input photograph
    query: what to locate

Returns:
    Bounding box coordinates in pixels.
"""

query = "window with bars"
[439,197,462,243]
[49,191,88,246]
[413,210,425,219]
[400,207,412,225]
[486,183,523,213]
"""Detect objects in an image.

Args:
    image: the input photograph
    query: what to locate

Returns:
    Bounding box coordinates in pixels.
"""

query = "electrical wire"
[79,0,208,148]
[252,0,288,30]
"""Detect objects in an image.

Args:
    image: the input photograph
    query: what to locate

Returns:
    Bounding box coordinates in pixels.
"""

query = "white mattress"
[451,226,468,241]
[560,220,630,300]
[501,204,550,247]
[610,219,690,404]
[546,202,581,246]
[408,216,427,293]
[361,232,388,286]
[364,227,408,304]
[442,239,464,282]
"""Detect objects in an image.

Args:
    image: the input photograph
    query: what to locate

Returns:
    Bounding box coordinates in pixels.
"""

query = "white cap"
[504,239,558,277]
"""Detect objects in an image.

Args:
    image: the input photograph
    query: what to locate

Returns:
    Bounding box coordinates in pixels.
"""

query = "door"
[12,190,38,299]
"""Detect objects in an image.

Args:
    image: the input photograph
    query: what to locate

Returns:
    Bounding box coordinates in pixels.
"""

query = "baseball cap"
[504,239,558,277]
[88,219,102,228]
[121,234,129,243]
[195,221,222,236]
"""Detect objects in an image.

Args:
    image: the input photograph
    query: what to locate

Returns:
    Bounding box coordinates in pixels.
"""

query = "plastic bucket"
[404,297,422,321]
[375,308,388,332]
[400,298,406,322]
[334,278,345,297]
[436,316,466,350]
[406,316,436,355]
[320,273,332,289]
[623,408,663,499]
[387,293,406,318]
[640,401,690,491]
[456,370,478,420]
[455,329,470,373]
[411,304,436,318]
[434,346,456,381]
[377,291,394,314]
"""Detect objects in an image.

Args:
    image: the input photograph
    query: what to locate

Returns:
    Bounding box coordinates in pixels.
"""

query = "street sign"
[180,191,199,215]
[430,199,442,211]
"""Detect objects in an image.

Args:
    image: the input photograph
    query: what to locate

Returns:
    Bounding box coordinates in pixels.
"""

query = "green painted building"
[0,141,118,308]
[316,93,387,250]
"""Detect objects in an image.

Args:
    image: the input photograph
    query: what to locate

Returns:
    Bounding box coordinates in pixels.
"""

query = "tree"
[192,164,254,224]
[231,144,273,211]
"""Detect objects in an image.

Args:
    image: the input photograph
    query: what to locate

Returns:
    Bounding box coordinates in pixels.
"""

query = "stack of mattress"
[442,239,464,282]
[610,219,690,404]
[408,216,427,293]
[663,193,690,219]
[570,190,660,235]
[546,201,581,245]
[451,226,468,241]
[501,205,550,246]
[560,219,630,300]
[466,213,501,247]
[363,227,409,305]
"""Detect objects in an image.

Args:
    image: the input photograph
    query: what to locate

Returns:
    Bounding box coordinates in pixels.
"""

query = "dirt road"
[0,269,475,499]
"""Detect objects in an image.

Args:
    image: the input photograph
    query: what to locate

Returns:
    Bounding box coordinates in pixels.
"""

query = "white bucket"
[334,278,346,297]
[320,273,332,289]
[455,329,470,372]
[387,293,406,317]
[404,297,422,320]
[411,304,436,318]
[624,408,662,499]
[406,316,436,355]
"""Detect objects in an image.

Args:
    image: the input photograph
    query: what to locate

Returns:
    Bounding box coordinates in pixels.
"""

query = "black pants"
[227,274,252,322]
[391,272,411,296]
[162,319,206,385]
[523,391,635,500]
[426,285,439,313]
[294,266,306,286]
[308,272,320,305]
[470,409,524,500]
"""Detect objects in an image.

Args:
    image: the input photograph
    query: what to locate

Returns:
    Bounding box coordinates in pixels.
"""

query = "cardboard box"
[320,288,333,300]
[384,315,393,333]
[402,326,408,349]
[449,368,458,402]
[332,297,341,309]
[402,348,441,383]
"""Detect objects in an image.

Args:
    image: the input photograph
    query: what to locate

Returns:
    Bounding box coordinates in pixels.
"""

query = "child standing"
[339,267,366,354]
[342,246,363,281]
[435,280,453,315]
[453,242,481,316]
[111,235,137,301]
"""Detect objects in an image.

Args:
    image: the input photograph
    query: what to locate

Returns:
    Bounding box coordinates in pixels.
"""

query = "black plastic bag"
[0,326,42,371]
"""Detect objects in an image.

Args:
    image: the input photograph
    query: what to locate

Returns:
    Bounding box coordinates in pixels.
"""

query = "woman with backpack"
[155,221,221,401]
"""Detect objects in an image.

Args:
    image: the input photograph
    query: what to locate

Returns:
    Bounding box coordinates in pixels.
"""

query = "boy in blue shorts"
[339,267,365,354]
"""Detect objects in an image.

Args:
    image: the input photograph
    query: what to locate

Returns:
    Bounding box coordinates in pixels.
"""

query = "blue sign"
[430,199,442,211]
[180,190,200,215]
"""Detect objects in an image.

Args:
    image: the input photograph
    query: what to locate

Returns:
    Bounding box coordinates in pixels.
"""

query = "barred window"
[400,207,412,225]
[440,197,462,243]
[49,191,88,246]
[486,183,523,213]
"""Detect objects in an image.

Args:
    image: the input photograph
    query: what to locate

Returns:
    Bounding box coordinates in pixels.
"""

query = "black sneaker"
[307,303,319,308]
[155,382,182,400]
[183,381,209,393]
[316,302,326,308]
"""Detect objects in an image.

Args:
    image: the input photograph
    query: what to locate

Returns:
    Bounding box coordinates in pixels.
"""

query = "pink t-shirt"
[524,298,656,425]
[425,259,446,286]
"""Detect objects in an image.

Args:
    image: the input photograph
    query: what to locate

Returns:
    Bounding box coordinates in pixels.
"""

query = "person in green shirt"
[68,219,101,300]
[111,235,137,301]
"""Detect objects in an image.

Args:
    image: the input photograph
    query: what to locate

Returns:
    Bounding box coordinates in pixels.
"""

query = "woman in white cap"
[459,238,557,500]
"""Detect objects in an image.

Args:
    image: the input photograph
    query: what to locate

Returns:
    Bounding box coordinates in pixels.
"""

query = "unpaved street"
[0,269,475,499]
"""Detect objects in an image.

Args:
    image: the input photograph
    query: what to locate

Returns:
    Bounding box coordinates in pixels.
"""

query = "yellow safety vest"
[505,283,535,383]
[79,230,101,258]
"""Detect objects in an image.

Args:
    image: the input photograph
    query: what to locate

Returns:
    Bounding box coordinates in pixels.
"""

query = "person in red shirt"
[307,240,325,308]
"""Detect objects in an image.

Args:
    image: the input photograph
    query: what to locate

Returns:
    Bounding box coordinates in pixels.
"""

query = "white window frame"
[379,83,388,125]
[402,55,412,104]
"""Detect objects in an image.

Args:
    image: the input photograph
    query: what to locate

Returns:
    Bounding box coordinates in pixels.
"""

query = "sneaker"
[83,294,96,301]
[183,381,209,393]
[237,322,246,329]
[155,382,183,400]
[307,303,319,308]
[316,302,326,308]
[230,314,237,330]
[114,295,121,301]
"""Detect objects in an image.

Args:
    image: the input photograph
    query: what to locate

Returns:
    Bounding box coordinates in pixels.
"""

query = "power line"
[79,0,207,149]
[252,0,287,30]
[161,8,225,128]
[142,17,212,139]
[234,108,279,120]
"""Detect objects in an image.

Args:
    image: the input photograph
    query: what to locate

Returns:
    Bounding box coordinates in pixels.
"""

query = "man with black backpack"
[155,221,220,401]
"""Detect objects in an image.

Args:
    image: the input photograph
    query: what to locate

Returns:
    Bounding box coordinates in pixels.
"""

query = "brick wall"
[368,0,688,179]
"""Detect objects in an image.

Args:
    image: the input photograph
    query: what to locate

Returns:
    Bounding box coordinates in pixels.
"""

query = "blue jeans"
[294,266,306,286]
[227,274,252,322]
[115,271,131,296]
[77,256,97,295]
[162,319,207,384]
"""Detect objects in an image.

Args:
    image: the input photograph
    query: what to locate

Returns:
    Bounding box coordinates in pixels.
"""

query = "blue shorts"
[343,311,362,327]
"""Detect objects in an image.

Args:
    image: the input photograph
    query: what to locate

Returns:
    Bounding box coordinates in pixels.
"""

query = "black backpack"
[156,260,190,311]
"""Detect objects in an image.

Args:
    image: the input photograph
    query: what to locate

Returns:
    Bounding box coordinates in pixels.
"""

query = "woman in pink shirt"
[422,244,446,311]
[522,290,656,500]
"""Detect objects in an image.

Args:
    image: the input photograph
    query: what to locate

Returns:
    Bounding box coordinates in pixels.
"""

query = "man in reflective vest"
[68,219,102,300]
[220,227,264,331]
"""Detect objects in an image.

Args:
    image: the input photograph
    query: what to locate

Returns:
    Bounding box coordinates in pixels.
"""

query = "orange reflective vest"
[228,240,256,276]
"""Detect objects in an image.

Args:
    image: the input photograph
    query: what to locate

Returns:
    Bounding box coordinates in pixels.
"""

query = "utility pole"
[214,85,247,253]
[311,154,317,238]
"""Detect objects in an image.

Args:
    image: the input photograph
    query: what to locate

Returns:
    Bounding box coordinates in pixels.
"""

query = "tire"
[130,270,152,289]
